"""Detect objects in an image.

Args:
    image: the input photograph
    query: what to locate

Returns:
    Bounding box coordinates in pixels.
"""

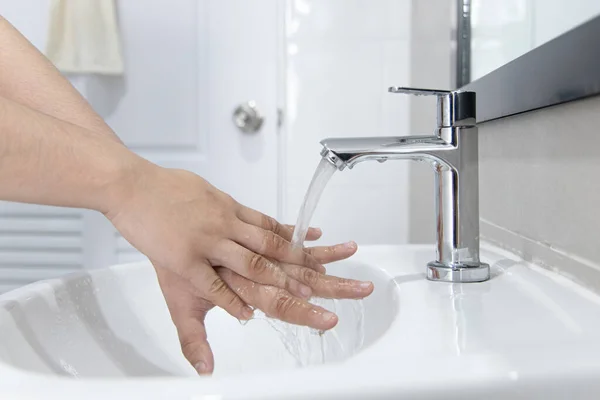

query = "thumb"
[177,315,214,375]
[152,262,216,374]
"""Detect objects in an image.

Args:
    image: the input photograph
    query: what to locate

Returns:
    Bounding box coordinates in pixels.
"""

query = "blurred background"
[0,0,596,293]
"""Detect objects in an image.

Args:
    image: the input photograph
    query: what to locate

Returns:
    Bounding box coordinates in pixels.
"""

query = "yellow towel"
[45,0,124,75]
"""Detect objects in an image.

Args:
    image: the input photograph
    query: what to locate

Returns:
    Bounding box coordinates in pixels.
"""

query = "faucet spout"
[320,135,455,171]
[318,88,489,283]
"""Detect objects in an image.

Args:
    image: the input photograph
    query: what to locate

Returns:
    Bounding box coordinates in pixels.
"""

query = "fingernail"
[242,307,254,320]
[322,311,336,322]
[194,361,208,374]
[299,284,312,298]
[360,281,373,289]
[344,241,357,250]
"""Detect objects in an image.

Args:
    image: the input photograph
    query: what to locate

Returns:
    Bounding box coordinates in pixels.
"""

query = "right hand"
[106,163,373,321]
[155,230,368,375]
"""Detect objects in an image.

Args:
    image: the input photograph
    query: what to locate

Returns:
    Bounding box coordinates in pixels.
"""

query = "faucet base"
[426,261,490,283]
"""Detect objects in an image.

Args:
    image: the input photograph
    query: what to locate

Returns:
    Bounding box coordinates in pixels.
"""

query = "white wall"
[282,0,413,246]
[471,0,600,80]
[406,0,452,244]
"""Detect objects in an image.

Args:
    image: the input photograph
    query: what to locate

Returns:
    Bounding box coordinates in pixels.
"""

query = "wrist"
[94,142,160,218]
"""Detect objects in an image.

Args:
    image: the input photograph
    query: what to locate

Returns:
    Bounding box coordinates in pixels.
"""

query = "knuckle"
[179,335,203,360]
[261,231,287,254]
[259,231,270,252]
[302,268,320,286]
[272,290,296,317]
[220,208,237,225]
[305,253,325,271]
[223,197,240,213]
[248,253,268,276]
[226,292,240,308]
[223,193,236,205]
[262,214,279,233]
[272,222,284,237]
[301,251,313,266]
[272,233,288,253]
[273,268,287,289]
[337,277,353,286]
[208,193,236,220]
[180,337,194,356]
[207,276,229,297]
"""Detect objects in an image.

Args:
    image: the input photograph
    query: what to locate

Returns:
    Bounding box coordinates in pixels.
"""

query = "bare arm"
[0,94,136,210]
[0,16,121,143]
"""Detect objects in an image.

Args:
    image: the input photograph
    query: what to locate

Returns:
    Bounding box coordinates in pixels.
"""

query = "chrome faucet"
[320,87,490,283]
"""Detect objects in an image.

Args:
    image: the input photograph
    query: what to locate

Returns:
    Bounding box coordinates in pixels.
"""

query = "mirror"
[470,0,600,81]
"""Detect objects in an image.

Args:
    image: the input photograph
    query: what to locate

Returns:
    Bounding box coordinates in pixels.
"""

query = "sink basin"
[0,258,396,378]
[2,244,600,399]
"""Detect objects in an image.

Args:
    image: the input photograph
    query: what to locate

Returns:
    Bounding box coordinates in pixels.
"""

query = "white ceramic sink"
[2,244,600,399]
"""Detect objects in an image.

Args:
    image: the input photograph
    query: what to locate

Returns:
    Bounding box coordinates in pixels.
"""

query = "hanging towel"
[45,0,124,75]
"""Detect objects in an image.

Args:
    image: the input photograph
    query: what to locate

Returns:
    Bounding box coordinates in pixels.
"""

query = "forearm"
[0,16,121,143]
[0,94,145,213]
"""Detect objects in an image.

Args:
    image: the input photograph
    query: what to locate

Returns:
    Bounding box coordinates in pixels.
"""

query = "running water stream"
[252,158,365,366]
[290,158,338,247]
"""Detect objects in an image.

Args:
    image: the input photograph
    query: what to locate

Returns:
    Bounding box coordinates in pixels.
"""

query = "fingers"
[152,265,215,375]
[217,268,338,331]
[305,227,323,241]
[177,316,215,375]
[231,221,326,273]
[281,264,374,299]
[236,205,322,242]
[304,241,358,264]
[211,241,313,299]
[283,225,322,241]
[236,206,293,241]
[182,262,253,321]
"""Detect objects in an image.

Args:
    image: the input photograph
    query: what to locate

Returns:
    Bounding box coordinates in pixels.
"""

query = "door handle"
[232,101,264,133]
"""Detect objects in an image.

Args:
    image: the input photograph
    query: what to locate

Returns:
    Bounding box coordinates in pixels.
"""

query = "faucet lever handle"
[388,87,451,96]
[388,86,476,128]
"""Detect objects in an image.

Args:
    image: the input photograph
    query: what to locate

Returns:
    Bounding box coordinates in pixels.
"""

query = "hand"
[155,230,367,375]
[106,165,373,320]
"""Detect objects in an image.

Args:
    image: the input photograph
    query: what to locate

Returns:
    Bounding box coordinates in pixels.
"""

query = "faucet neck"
[436,91,476,128]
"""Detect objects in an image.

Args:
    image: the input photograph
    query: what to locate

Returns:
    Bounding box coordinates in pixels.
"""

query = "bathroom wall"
[282,0,413,245]
[459,0,600,289]
[478,96,600,291]
[406,0,452,244]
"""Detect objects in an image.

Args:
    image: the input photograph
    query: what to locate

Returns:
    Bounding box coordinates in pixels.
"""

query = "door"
[0,0,281,291]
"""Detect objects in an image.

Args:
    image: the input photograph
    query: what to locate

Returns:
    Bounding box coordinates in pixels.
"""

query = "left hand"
[155,228,370,375]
